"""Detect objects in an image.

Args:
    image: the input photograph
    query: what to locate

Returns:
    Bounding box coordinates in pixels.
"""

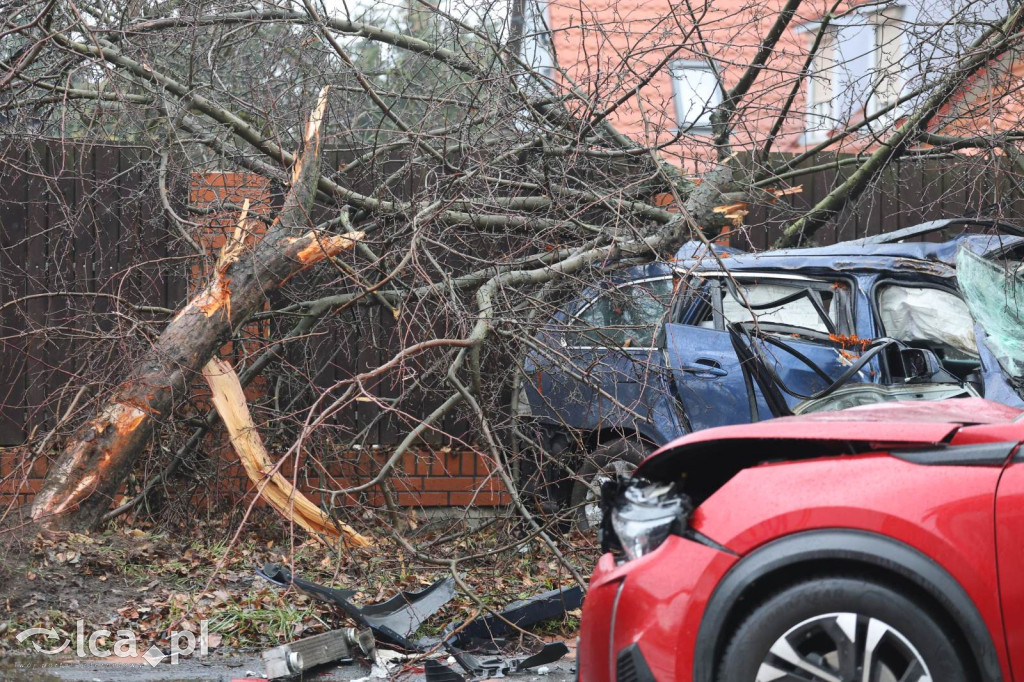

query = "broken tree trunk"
[31,87,362,531]
[202,356,371,547]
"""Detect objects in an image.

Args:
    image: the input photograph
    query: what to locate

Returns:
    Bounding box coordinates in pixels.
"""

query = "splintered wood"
[202,356,371,547]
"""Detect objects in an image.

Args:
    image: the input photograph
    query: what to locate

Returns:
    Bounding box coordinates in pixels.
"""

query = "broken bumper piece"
[262,627,375,680]
[426,641,570,680]
[257,562,454,649]
[256,563,576,679]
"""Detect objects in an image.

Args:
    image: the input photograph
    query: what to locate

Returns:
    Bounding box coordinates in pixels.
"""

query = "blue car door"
[665,274,860,431]
[533,271,677,437]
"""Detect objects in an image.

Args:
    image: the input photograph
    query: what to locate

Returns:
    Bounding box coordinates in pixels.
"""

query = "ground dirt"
[2,655,577,681]
[0,511,587,681]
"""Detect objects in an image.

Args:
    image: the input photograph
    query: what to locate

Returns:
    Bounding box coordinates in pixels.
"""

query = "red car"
[578,398,1024,682]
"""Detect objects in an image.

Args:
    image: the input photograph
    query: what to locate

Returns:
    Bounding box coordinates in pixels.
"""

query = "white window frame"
[670,60,722,133]
[520,0,554,80]
[867,7,905,117]
[805,26,837,143]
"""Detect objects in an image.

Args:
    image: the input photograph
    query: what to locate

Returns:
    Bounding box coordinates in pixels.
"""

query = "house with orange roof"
[517,0,1020,166]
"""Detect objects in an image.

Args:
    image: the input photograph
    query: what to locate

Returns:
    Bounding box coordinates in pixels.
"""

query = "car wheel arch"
[592,427,660,452]
[527,421,662,454]
[692,529,1002,682]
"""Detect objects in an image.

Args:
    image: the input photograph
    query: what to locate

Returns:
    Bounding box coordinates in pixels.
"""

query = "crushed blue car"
[516,218,1024,526]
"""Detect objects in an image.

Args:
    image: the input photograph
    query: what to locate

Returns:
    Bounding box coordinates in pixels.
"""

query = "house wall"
[540,0,1018,163]
[544,0,822,167]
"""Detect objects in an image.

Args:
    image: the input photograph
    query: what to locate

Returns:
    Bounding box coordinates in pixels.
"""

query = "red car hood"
[646,398,1023,468]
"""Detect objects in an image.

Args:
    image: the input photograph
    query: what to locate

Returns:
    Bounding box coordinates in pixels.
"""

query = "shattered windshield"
[956,245,1024,379]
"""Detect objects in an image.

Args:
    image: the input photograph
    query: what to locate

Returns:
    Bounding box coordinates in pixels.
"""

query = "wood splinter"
[203,356,371,548]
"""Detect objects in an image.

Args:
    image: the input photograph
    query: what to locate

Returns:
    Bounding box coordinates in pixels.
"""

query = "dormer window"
[671,61,722,132]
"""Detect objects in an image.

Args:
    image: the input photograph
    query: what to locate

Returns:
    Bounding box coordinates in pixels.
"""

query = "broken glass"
[956,246,1024,379]
[720,281,835,333]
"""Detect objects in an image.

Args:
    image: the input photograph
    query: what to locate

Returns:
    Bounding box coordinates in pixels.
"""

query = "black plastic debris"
[257,563,455,649]
[256,564,577,679]
[447,585,584,648]
[442,641,570,678]
[425,659,467,682]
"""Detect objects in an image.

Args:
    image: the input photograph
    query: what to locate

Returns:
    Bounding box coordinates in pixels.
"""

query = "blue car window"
[718,281,835,333]
[566,278,674,348]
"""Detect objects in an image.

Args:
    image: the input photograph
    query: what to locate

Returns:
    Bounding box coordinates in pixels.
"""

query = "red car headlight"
[607,480,690,561]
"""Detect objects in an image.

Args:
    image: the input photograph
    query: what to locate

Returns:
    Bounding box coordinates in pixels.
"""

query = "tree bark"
[30,87,361,531]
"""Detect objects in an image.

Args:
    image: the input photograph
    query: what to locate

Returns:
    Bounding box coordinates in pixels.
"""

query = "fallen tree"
[29,88,364,530]
[0,0,1021,537]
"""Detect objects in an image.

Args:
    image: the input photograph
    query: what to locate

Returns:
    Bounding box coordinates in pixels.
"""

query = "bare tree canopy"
[1,0,1023,548]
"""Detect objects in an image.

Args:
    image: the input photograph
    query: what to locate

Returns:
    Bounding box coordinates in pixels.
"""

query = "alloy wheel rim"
[755,612,933,682]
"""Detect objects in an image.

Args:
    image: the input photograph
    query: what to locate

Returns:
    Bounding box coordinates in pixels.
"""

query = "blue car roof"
[673,233,1023,277]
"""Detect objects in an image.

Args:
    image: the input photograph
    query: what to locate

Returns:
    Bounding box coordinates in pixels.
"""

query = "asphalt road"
[3,654,577,681]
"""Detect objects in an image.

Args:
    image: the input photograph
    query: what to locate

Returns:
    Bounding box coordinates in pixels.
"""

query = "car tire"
[570,438,652,532]
[717,576,970,682]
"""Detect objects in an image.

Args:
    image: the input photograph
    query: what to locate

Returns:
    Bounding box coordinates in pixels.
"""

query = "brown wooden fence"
[1,142,1019,446]
[739,154,1021,249]
[0,142,187,445]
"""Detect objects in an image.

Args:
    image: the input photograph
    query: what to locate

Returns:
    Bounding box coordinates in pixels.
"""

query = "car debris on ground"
[255,563,581,680]
[262,627,376,679]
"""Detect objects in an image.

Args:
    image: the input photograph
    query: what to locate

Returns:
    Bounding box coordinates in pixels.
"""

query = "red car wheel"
[717,577,970,682]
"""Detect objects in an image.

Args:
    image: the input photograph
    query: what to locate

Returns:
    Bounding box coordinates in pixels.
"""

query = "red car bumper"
[578,536,737,682]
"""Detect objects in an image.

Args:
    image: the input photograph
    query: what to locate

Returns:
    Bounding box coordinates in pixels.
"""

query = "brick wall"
[0,440,511,516]
[188,439,510,514]
[0,445,45,510]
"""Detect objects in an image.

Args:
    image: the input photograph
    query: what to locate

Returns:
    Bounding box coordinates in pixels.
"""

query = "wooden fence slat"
[92,146,120,330]
[920,158,947,228]
[0,146,28,445]
[1006,156,1024,221]
[118,148,146,306]
[833,157,859,243]
[73,145,96,300]
[331,308,359,436]
[807,155,837,246]
[24,143,50,425]
[378,311,403,445]
[355,306,382,446]
[941,161,970,227]
[415,306,447,445]
[900,158,925,228]
[872,162,899,239]
[44,145,79,411]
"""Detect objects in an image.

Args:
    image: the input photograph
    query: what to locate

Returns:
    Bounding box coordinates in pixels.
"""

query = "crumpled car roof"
[674,234,1023,276]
